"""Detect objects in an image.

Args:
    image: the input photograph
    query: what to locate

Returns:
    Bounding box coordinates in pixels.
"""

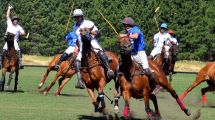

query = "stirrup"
[107,70,115,79]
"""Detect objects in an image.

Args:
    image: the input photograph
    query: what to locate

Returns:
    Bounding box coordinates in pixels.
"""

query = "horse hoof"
[38,83,43,88]
[114,106,119,113]
[184,108,191,116]
[43,91,47,96]
[55,93,60,96]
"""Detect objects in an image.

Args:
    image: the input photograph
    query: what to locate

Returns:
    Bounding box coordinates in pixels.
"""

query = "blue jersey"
[65,32,78,46]
[126,26,146,54]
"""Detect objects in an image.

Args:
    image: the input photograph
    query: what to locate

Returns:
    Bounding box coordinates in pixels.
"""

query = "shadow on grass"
[5,90,25,93]
[59,93,88,97]
[77,113,145,120]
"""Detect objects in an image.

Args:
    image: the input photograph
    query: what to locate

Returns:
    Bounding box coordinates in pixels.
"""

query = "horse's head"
[5,32,15,48]
[5,32,15,42]
[80,26,94,42]
[162,44,171,59]
[117,36,133,55]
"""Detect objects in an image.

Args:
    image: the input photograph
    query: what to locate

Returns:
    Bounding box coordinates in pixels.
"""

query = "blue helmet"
[160,23,167,29]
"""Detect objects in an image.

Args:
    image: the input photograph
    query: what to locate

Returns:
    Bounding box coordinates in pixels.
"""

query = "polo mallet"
[65,2,74,33]
[154,6,160,32]
[97,9,119,35]
[25,32,29,39]
[104,92,114,104]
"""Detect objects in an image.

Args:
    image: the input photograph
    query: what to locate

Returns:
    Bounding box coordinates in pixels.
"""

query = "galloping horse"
[38,54,77,96]
[79,27,119,113]
[117,36,191,118]
[153,44,175,83]
[179,62,215,105]
[0,33,19,91]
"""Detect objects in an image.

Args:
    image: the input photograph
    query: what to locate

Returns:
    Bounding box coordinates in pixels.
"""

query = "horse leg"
[0,68,7,91]
[122,90,131,119]
[163,84,191,116]
[97,77,106,113]
[149,94,161,118]
[14,68,19,92]
[169,72,172,84]
[87,87,99,112]
[179,74,206,100]
[6,72,13,90]
[43,71,61,95]
[114,79,120,113]
[143,88,153,118]
[58,77,64,87]
[38,66,52,89]
[55,77,70,96]
[201,84,215,106]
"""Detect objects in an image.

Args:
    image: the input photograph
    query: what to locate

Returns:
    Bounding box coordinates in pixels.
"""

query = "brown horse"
[153,44,175,83]
[38,54,77,96]
[79,27,119,113]
[179,62,215,105]
[117,36,191,119]
[0,33,19,91]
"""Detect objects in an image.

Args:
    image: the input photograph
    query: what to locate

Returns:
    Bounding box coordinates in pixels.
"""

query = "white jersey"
[153,32,172,47]
[74,20,98,38]
[73,20,102,61]
[6,19,25,41]
[170,37,178,46]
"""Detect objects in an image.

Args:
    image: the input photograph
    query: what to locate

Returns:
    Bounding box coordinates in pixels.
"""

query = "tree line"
[0,0,214,61]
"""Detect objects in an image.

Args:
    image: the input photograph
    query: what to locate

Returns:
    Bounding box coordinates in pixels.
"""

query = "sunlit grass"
[23,55,208,72]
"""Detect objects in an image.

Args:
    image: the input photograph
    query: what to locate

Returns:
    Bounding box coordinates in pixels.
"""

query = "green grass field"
[0,67,214,120]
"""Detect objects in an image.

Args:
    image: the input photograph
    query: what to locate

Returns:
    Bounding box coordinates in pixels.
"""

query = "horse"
[79,27,119,113]
[153,44,175,83]
[0,32,19,92]
[117,36,191,119]
[38,54,77,96]
[179,62,215,105]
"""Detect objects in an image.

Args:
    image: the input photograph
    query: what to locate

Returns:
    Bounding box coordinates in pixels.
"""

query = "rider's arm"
[19,27,26,36]
[6,5,13,21]
[119,33,139,39]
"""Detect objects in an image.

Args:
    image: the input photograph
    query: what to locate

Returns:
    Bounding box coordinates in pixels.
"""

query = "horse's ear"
[89,25,94,32]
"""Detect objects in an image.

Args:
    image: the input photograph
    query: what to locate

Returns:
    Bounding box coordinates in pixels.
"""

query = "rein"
[81,48,102,72]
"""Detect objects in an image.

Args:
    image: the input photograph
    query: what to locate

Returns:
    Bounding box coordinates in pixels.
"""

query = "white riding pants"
[65,46,76,55]
[3,40,20,51]
[131,51,149,69]
[76,38,102,61]
[150,46,162,58]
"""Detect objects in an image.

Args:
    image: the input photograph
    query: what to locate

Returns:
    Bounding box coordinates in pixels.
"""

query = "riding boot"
[54,53,68,70]
[17,50,24,69]
[144,68,161,95]
[97,51,115,79]
[74,60,85,89]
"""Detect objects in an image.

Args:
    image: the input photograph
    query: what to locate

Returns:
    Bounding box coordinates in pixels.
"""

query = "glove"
[8,5,13,9]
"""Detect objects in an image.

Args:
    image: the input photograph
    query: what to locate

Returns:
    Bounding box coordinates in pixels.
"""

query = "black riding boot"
[97,51,115,79]
[0,50,7,69]
[54,53,68,70]
[17,50,24,69]
[74,60,85,89]
[144,68,161,95]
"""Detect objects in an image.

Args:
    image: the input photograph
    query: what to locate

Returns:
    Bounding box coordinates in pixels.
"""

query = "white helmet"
[73,9,83,17]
